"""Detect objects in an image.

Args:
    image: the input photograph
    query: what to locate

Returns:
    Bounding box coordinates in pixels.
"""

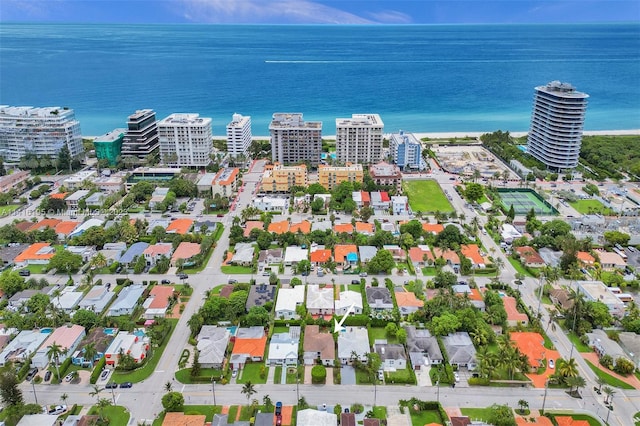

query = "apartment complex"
[527,81,589,170]
[270,113,322,166]
[390,130,422,170]
[158,113,213,167]
[335,114,384,164]
[211,167,240,197]
[94,128,126,166]
[318,163,364,190]
[121,109,160,161]
[261,163,308,193]
[226,113,252,159]
[0,106,83,162]
[369,161,403,193]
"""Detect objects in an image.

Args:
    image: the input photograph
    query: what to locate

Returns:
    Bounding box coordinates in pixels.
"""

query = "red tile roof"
[355,222,374,234]
[334,244,357,263]
[380,191,390,202]
[310,249,332,263]
[289,220,311,234]
[334,223,354,234]
[268,220,289,235]
[232,335,267,358]
[422,223,445,234]
[577,251,595,265]
[243,221,264,237]
[49,192,68,199]
[148,286,175,309]
[395,292,424,308]
[360,191,370,203]
[408,246,434,263]
[166,219,193,235]
[515,246,545,266]
[503,296,528,323]
[29,218,61,231]
[460,244,485,266]
[555,417,590,426]
[15,242,55,262]
[171,242,201,263]
[54,221,80,235]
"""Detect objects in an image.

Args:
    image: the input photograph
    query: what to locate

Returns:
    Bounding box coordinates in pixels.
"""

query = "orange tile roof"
[468,288,483,301]
[408,247,434,263]
[310,249,332,263]
[433,248,460,264]
[290,220,311,234]
[54,221,80,235]
[360,191,370,203]
[333,223,354,233]
[232,336,267,358]
[49,192,68,199]
[555,417,590,426]
[243,221,264,237]
[334,244,358,263]
[423,223,444,234]
[162,412,206,426]
[214,167,240,185]
[515,246,545,266]
[148,286,175,309]
[577,251,595,265]
[395,292,424,308]
[503,296,528,323]
[511,332,558,368]
[355,222,374,234]
[171,242,201,262]
[29,218,62,231]
[268,220,289,234]
[166,218,193,235]
[516,417,553,426]
[15,242,55,262]
[143,244,173,257]
[460,244,485,265]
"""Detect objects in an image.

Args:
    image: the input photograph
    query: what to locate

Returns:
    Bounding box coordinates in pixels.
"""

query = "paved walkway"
[265,366,275,384]
[582,352,640,388]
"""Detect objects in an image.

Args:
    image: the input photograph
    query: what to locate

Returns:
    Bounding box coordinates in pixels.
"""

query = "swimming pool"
[104,328,117,336]
[133,329,146,338]
[40,328,53,334]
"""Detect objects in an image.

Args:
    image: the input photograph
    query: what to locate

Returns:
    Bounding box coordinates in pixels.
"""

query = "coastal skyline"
[1,0,639,24]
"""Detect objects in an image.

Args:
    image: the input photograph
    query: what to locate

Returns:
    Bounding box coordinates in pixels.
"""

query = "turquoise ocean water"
[0,23,639,136]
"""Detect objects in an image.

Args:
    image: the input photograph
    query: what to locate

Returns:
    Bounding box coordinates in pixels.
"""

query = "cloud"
[366,9,413,24]
[177,0,374,24]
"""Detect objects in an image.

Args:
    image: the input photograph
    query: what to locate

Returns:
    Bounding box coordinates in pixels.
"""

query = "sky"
[0,0,639,24]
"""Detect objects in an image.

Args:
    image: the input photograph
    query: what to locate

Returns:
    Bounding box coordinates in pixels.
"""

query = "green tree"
[366,249,395,274]
[517,399,528,414]
[487,404,516,426]
[47,342,66,380]
[433,271,457,288]
[359,206,374,222]
[0,270,26,297]
[241,381,257,401]
[464,183,484,203]
[97,397,112,422]
[296,259,311,275]
[311,365,327,384]
[57,144,72,172]
[435,225,464,249]
[73,309,100,329]
[162,391,185,412]
[431,312,461,336]
[133,255,146,274]
[396,328,407,344]
[190,350,201,378]
[49,249,83,274]
[82,343,98,367]
[603,230,630,246]
[385,322,398,337]
[0,370,23,406]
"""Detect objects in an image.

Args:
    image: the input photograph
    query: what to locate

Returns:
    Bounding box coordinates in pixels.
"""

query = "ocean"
[1,23,639,136]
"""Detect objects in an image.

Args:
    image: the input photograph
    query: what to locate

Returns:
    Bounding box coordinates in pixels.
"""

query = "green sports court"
[497,188,558,215]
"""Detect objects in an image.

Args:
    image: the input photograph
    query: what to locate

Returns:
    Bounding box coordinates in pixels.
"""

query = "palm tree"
[241,381,256,401]
[517,399,529,414]
[90,384,103,403]
[493,257,505,280]
[603,386,616,404]
[557,358,578,379]
[47,342,65,380]
[595,377,605,394]
[164,381,173,392]
[83,343,98,367]
[565,375,586,396]
[60,393,68,404]
[97,397,112,421]
[89,253,108,271]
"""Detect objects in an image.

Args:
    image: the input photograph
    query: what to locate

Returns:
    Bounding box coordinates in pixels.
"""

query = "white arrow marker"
[333,303,355,334]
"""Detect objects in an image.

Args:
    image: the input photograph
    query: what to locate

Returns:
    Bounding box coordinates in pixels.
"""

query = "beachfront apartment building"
[121,109,160,161]
[158,113,213,167]
[526,81,589,171]
[94,128,126,166]
[270,113,322,166]
[226,113,252,159]
[318,164,364,190]
[335,114,384,164]
[0,106,84,163]
[389,130,422,170]
[261,163,308,193]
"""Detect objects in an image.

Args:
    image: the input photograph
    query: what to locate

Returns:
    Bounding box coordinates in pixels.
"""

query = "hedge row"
[90,357,106,384]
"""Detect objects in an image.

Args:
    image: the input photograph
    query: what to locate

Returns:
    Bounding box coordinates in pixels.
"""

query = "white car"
[232,369,238,378]
[48,405,67,415]
[454,373,460,382]
[548,359,555,369]
[64,372,75,382]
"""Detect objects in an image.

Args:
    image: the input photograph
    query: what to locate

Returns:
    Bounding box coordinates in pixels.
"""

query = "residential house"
[334,244,358,267]
[267,327,300,366]
[284,246,308,266]
[27,218,61,232]
[503,296,529,327]
[391,196,409,215]
[171,242,201,267]
[118,242,149,267]
[84,192,105,208]
[311,220,332,232]
[275,286,305,320]
[422,223,444,235]
[358,246,378,265]
[32,324,86,368]
[78,286,115,313]
[258,248,283,271]
[71,327,115,366]
[550,288,574,311]
[333,222,354,234]
[243,221,264,238]
[355,221,374,235]
[576,281,625,318]
[253,196,288,213]
[595,250,627,271]
[65,190,90,209]
[108,284,145,317]
[514,246,546,268]
[0,329,49,366]
[52,289,84,314]
[162,412,206,426]
[15,414,58,426]
[267,220,289,235]
[383,245,405,261]
[196,326,231,369]
[443,332,477,369]
[166,219,193,235]
[230,327,267,369]
[395,291,424,316]
[54,221,80,239]
[306,285,334,316]
[341,413,357,426]
[405,326,443,369]
[586,329,627,363]
[352,191,370,208]
[374,341,407,371]
[310,248,331,266]
[290,220,311,234]
[501,223,522,243]
[68,218,104,238]
[66,245,97,262]
[335,290,363,316]
[433,248,461,270]
[408,245,434,268]
[246,284,277,310]
[211,414,250,426]
[297,409,337,426]
[98,242,127,265]
[14,242,56,265]
[338,327,370,364]
[363,420,381,426]
[460,244,486,269]
[149,187,170,209]
[143,285,174,319]
[0,243,29,267]
[9,287,54,309]
[303,325,335,366]
[577,251,596,268]
[104,330,150,366]
[618,332,640,368]
[146,218,170,235]
[370,191,391,211]
[366,287,394,311]
[231,243,255,266]
[143,243,173,266]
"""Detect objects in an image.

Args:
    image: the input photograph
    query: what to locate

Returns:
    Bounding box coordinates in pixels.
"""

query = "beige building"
[0,170,30,193]
[318,163,363,190]
[369,161,403,192]
[270,113,322,166]
[261,163,307,193]
[211,167,240,197]
[335,114,384,164]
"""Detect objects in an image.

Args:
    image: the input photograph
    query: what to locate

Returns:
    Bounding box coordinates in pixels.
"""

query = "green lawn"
[384,368,415,384]
[25,263,48,274]
[408,409,444,426]
[0,204,21,216]
[368,327,397,344]
[569,199,616,215]
[87,405,130,426]
[403,180,454,213]
[181,245,216,274]
[348,284,361,292]
[221,265,254,274]
[566,331,592,353]
[237,363,267,384]
[585,360,635,389]
[175,368,224,384]
[371,406,387,420]
[286,365,304,384]
[508,257,534,277]
[461,407,493,423]
[421,267,437,276]
[546,413,601,426]
[112,319,177,383]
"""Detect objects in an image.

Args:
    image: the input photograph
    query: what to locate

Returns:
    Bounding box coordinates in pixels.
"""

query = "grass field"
[237,363,267,384]
[585,360,635,389]
[0,204,21,216]
[221,265,254,274]
[569,199,616,215]
[88,405,130,426]
[403,180,453,213]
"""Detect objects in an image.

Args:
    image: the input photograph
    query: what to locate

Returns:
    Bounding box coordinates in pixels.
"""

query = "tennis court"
[498,189,558,215]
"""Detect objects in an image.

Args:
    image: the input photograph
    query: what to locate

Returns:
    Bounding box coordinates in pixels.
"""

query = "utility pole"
[541,379,549,414]
[212,378,217,406]
[296,378,299,403]
[31,380,38,405]
[537,273,545,319]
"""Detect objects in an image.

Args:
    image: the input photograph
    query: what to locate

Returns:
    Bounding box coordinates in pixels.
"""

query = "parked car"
[119,382,133,388]
[18,269,30,277]
[351,280,360,285]
[105,382,118,389]
[275,402,282,416]
[359,272,368,277]
[44,371,52,382]
[47,405,67,415]
[100,369,109,380]
[26,368,38,382]
[115,266,122,273]
[178,273,188,280]
[64,373,74,382]
[161,279,171,284]
[232,369,238,379]
[548,359,555,369]
[378,370,384,381]
[228,279,237,284]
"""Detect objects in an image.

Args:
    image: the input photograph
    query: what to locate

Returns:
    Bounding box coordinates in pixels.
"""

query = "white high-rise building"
[157,113,213,168]
[0,106,83,163]
[527,81,589,171]
[270,113,322,166]
[335,114,384,164]
[226,113,252,159]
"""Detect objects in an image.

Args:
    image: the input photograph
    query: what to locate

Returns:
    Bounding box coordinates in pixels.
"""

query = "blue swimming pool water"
[227,326,237,336]
[104,328,117,335]
[133,329,146,338]
[40,328,53,334]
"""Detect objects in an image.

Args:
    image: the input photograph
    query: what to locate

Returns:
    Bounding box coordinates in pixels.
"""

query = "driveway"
[340,366,356,385]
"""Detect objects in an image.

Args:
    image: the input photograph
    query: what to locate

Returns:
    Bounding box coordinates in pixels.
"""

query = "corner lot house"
[0,329,49,366]
[275,285,305,320]
[171,242,201,267]
[586,329,626,362]
[108,284,145,317]
[231,243,255,266]
[366,287,394,311]
[514,246,546,268]
[374,341,407,371]
[197,326,231,369]
[338,327,370,364]
[443,332,476,369]
[576,281,625,318]
[303,325,335,366]
[267,327,300,366]
[105,330,150,366]
[143,286,175,319]
[230,327,267,370]
[335,290,363,316]
[32,325,86,368]
[306,285,334,316]
[405,326,443,369]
